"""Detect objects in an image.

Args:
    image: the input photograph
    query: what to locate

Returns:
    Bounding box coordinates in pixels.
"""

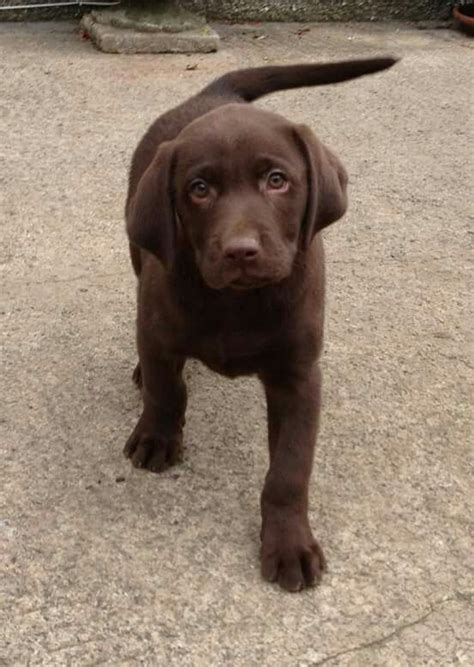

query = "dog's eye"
[267,171,288,190]
[189,178,209,199]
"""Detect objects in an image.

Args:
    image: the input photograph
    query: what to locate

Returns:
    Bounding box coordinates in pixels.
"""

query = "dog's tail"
[201,58,399,102]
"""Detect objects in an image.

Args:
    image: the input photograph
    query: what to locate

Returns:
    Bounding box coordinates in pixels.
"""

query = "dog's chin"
[201,268,288,292]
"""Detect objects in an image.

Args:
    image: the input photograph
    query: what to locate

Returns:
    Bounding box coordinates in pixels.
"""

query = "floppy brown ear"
[126,141,176,268]
[293,124,348,248]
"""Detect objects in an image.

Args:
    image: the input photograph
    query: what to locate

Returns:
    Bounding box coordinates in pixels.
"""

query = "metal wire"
[0,1,120,9]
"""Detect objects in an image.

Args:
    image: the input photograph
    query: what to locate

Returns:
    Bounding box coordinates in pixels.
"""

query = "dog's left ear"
[293,124,348,248]
[126,141,177,268]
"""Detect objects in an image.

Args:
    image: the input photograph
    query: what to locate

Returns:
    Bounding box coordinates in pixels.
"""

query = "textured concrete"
[1,20,473,666]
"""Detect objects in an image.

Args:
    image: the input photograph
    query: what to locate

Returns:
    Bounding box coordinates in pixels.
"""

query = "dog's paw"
[260,516,326,592]
[124,419,183,473]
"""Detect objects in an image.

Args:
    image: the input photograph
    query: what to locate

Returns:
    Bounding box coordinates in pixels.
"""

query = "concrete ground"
[1,20,473,666]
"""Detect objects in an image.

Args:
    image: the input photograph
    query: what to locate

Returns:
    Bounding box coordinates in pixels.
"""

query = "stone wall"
[0,0,453,22]
[179,0,453,22]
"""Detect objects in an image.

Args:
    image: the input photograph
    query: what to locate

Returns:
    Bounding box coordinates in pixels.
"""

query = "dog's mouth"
[229,276,272,291]
[228,265,277,290]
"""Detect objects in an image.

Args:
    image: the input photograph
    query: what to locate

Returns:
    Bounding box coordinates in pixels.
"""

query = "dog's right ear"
[293,125,348,248]
[126,141,176,268]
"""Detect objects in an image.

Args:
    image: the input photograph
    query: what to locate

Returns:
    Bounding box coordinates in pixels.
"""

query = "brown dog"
[124,59,397,591]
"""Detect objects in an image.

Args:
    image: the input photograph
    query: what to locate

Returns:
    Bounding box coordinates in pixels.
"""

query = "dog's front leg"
[260,364,326,591]
[124,341,187,473]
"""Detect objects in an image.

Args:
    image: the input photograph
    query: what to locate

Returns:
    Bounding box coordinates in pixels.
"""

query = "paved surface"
[1,21,473,666]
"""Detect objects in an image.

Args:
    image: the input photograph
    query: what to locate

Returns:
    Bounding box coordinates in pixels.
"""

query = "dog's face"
[174,106,308,289]
[127,104,348,290]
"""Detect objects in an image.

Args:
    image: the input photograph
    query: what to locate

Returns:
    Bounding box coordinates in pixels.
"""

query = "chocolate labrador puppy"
[124,59,397,591]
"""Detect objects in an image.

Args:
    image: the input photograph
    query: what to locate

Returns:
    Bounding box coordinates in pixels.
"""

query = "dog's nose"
[223,237,260,263]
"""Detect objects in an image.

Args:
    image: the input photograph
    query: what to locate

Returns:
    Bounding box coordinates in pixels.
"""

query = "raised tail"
[201,57,399,102]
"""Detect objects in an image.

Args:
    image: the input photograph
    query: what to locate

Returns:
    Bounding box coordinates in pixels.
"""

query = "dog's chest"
[195,328,274,377]
[170,279,292,376]
[181,301,284,377]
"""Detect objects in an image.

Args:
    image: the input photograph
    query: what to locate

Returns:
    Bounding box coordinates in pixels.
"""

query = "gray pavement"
[1,20,473,666]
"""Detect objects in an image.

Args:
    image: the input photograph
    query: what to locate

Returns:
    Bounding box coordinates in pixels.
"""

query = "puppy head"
[127,104,347,290]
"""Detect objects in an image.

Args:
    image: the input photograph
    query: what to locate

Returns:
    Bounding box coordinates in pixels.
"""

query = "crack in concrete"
[329,253,471,267]
[440,608,465,647]
[2,271,131,296]
[47,637,98,655]
[313,592,473,666]
[23,271,130,287]
[437,353,474,370]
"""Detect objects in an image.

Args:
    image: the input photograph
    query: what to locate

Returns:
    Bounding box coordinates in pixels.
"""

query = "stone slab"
[81,12,219,54]
[92,5,207,33]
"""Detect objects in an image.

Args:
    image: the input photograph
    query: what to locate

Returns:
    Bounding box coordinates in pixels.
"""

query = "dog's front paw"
[124,416,183,473]
[260,513,326,592]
